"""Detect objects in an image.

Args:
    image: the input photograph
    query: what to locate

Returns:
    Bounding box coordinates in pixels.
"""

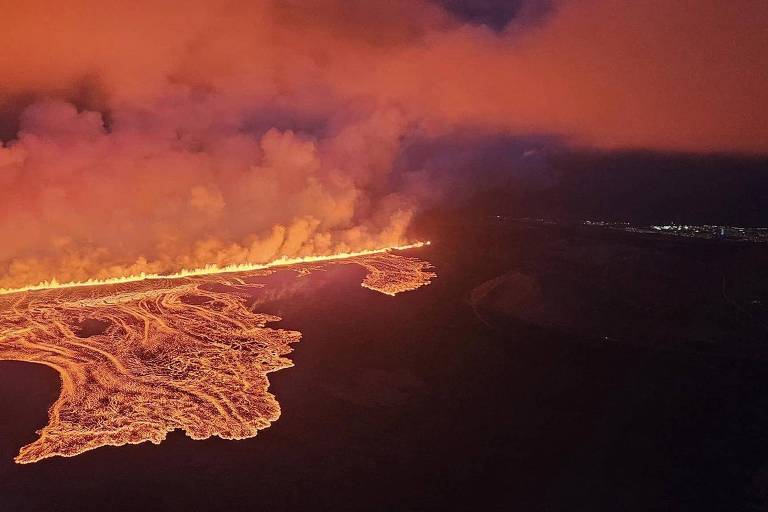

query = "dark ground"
[2,214,768,511]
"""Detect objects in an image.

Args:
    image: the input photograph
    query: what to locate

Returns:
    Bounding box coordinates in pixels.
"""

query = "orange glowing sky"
[2,0,766,152]
[0,0,766,288]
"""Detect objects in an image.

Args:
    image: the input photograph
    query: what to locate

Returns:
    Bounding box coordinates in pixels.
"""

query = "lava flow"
[0,242,430,296]
[0,249,435,464]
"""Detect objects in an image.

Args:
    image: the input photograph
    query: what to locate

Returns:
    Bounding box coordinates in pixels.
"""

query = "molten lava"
[0,242,430,296]
[0,248,435,464]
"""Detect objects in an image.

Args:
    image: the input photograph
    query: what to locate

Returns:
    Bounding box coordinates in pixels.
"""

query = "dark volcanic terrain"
[2,216,768,511]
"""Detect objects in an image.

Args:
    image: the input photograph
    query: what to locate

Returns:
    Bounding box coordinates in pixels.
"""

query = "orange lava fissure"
[0,251,435,464]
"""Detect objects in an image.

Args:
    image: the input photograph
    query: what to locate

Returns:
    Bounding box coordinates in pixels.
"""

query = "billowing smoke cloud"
[0,99,416,287]
[0,0,766,287]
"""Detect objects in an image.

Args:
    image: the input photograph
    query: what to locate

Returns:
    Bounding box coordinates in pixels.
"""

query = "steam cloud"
[1,0,766,287]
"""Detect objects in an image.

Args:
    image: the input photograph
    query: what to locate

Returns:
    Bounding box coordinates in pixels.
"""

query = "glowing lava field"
[0,250,434,464]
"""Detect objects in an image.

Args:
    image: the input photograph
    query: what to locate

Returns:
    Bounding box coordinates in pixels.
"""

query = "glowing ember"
[0,250,434,464]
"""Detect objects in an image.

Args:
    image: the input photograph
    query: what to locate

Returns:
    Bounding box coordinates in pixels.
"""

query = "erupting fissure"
[0,242,431,296]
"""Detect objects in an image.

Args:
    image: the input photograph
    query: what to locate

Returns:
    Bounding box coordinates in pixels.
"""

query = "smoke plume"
[0,0,766,287]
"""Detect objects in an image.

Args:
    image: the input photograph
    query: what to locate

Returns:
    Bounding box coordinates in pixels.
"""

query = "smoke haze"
[1,0,766,287]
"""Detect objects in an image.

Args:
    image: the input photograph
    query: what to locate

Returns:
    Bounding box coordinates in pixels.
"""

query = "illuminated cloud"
[0,0,765,287]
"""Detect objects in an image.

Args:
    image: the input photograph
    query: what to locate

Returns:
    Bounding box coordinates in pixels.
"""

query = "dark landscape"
[3,198,768,510]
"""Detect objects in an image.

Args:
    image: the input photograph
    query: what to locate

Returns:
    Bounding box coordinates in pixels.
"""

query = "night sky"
[0,0,766,288]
